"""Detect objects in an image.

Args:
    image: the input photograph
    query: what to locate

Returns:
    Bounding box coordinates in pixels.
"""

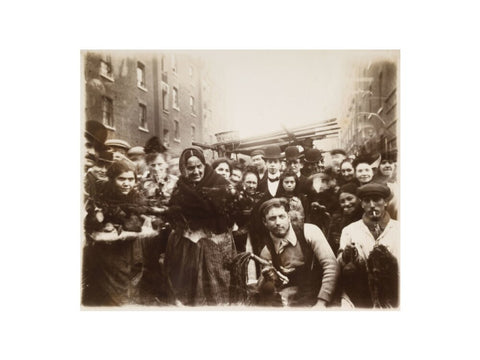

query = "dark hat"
[258,197,290,218]
[380,150,397,162]
[144,136,166,154]
[352,156,372,169]
[97,150,114,165]
[330,148,347,156]
[127,146,145,157]
[85,121,107,148]
[304,148,322,163]
[263,145,283,160]
[250,149,265,158]
[338,182,359,197]
[285,146,303,161]
[357,183,392,200]
[180,146,206,166]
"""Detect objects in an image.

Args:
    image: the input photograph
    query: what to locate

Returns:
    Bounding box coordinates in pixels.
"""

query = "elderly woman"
[164,147,236,306]
[82,159,158,306]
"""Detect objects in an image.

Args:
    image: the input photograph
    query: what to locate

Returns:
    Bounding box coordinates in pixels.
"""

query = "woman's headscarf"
[178,146,206,177]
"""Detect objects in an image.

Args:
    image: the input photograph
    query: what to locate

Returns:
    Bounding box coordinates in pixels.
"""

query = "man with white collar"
[257,145,283,198]
[256,198,339,307]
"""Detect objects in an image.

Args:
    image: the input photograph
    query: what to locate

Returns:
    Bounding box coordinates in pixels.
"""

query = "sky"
[197,50,398,138]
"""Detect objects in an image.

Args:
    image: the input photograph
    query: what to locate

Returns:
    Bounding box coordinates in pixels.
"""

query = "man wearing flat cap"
[338,183,399,260]
[250,149,267,181]
[255,198,339,307]
[337,183,399,308]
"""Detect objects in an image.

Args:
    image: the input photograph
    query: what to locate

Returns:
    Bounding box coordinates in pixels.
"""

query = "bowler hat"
[127,146,145,157]
[85,121,107,148]
[357,183,392,200]
[285,146,303,161]
[97,150,114,165]
[263,145,283,160]
[304,148,322,163]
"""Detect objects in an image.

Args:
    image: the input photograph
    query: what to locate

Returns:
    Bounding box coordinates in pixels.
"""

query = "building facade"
[339,60,398,158]
[83,51,227,157]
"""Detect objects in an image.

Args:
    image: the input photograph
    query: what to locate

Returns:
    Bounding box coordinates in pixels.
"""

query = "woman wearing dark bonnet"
[164,147,236,306]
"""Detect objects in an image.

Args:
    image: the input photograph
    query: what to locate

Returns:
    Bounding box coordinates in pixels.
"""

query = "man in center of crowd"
[258,145,283,198]
[256,198,339,307]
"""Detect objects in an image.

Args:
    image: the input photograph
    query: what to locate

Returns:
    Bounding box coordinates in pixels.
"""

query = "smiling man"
[256,198,339,307]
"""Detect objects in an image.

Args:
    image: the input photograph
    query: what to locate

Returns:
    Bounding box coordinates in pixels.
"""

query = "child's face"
[282,176,296,193]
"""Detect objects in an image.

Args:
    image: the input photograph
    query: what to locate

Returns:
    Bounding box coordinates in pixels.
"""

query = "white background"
[1,1,479,359]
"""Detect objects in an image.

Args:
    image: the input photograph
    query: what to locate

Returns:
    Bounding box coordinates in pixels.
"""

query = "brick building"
[83,50,227,157]
[339,60,398,157]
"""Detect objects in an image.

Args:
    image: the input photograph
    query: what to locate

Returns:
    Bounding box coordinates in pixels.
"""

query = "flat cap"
[357,183,392,200]
[251,149,265,158]
[127,146,145,157]
[258,197,290,217]
[105,139,131,150]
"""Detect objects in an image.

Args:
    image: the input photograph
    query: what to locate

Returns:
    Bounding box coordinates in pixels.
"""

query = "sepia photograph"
[81,49,400,309]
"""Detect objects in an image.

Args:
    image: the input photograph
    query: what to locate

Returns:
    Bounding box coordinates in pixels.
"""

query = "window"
[190,96,195,114]
[173,87,179,110]
[102,97,114,127]
[161,56,166,72]
[171,54,177,73]
[137,62,146,88]
[163,129,170,148]
[139,104,147,129]
[191,125,196,142]
[161,83,169,111]
[174,120,180,141]
[99,55,113,79]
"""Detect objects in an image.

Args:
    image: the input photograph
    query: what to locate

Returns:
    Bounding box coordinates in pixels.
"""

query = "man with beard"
[255,198,339,307]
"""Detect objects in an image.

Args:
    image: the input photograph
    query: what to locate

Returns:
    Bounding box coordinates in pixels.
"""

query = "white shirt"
[267,173,280,197]
[338,218,400,261]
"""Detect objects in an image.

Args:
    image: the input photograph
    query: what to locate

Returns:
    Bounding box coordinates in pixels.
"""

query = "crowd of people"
[82,120,400,308]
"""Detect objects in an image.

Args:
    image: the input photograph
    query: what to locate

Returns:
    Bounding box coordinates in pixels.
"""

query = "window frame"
[102,96,114,129]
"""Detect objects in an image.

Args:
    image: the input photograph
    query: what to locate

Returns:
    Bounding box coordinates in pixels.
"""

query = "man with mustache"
[256,198,339,307]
